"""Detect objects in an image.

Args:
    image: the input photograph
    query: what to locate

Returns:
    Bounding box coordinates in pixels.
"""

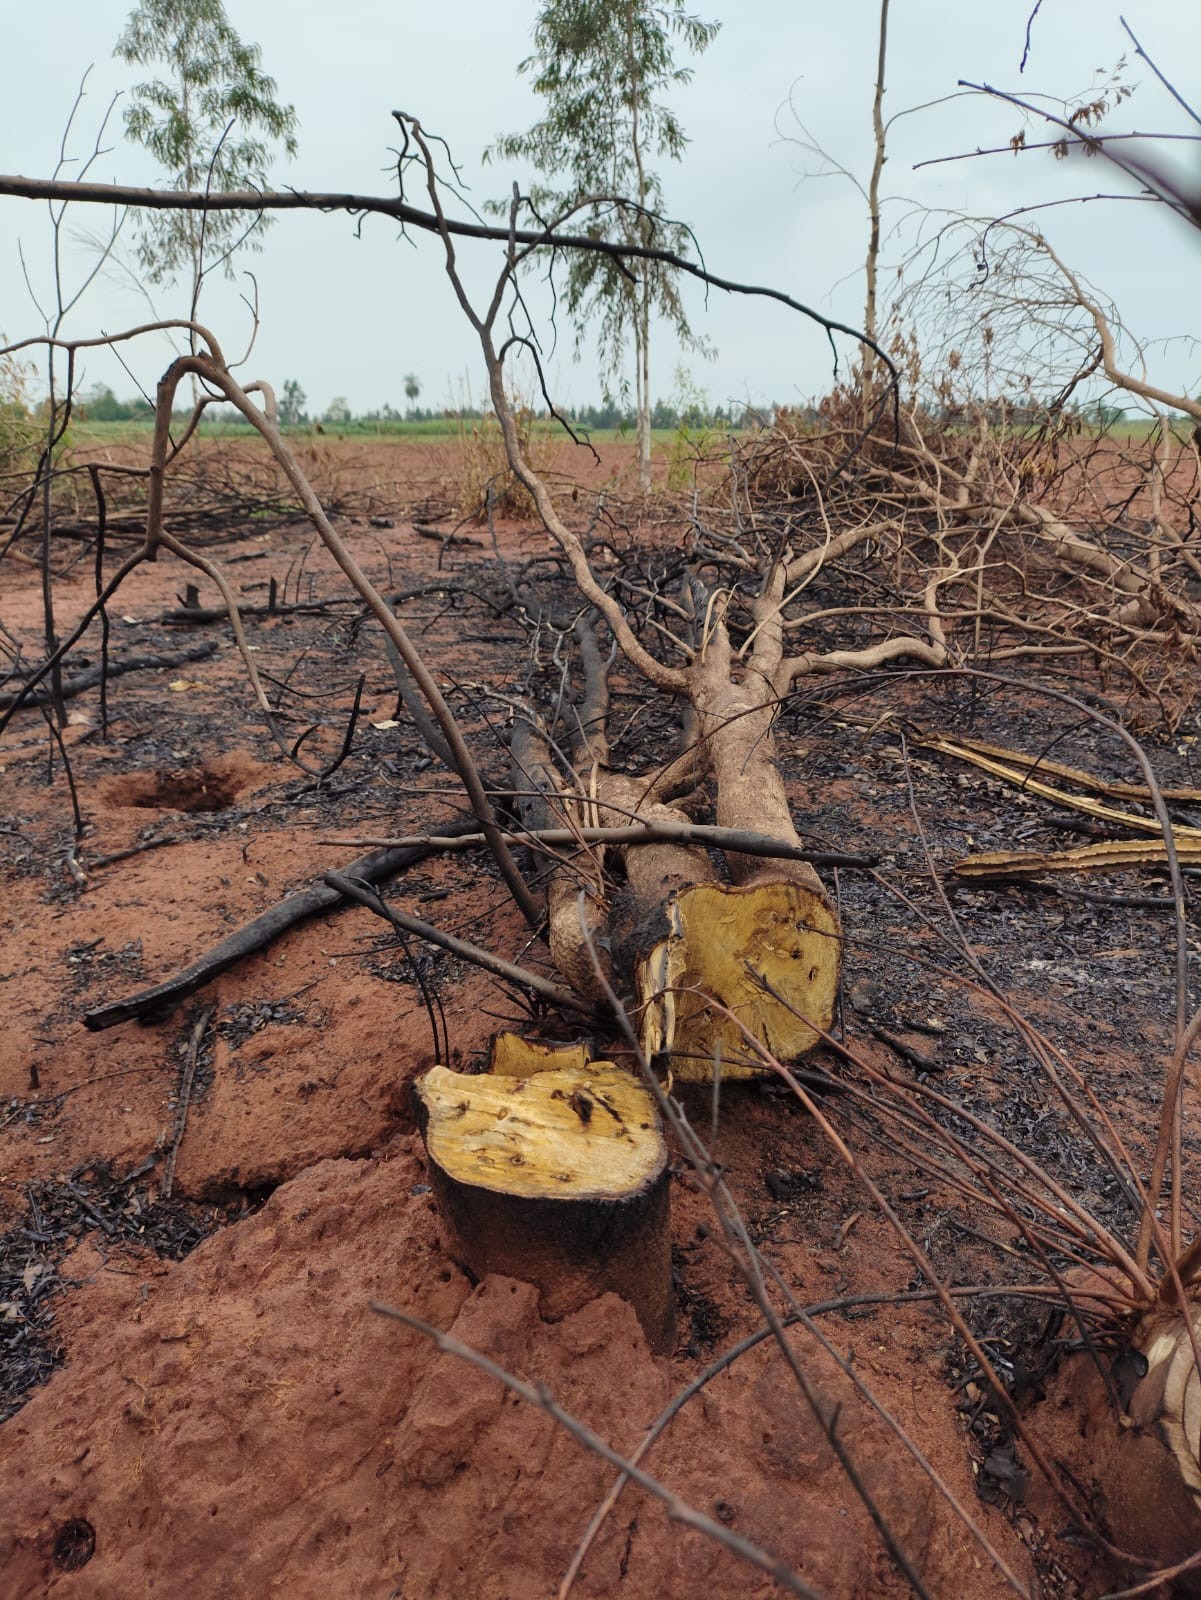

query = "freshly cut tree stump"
[413,1044,673,1350]
[488,1033,592,1077]
[637,878,841,1082]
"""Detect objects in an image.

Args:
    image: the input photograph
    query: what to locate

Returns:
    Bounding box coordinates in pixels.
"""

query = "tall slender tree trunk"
[861,0,890,416]
[40,349,65,726]
[636,272,652,493]
[181,69,203,408]
[628,3,653,495]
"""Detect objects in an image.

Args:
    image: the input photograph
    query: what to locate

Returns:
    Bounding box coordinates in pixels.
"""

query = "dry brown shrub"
[456,408,559,522]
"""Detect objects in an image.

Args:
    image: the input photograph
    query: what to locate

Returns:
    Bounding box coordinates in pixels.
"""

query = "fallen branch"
[0,642,217,710]
[952,837,1201,880]
[323,870,595,1016]
[921,730,1201,805]
[917,734,1201,837]
[81,835,181,872]
[157,580,456,626]
[412,523,483,548]
[82,818,488,1031]
[317,822,877,870]
[158,1004,214,1200]
[1016,880,1176,911]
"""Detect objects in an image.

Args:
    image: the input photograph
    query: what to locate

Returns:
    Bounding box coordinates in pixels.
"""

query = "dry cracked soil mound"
[0,1144,1007,1600]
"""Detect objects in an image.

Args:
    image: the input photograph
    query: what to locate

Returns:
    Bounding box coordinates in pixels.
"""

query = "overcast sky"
[1,1,1198,417]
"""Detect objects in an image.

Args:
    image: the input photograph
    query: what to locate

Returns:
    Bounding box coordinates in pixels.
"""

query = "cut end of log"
[413,1045,673,1349]
[638,879,840,1081]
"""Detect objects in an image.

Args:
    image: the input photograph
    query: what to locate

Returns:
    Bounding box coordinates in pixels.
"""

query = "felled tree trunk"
[511,590,840,1081]
[509,714,612,1001]
[639,578,841,1079]
[510,654,718,1012]
[413,1040,673,1351]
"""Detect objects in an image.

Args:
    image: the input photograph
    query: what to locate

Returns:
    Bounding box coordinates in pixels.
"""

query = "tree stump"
[413,1042,673,1350]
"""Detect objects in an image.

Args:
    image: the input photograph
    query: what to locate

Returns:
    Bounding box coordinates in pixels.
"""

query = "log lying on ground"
[0,641,218,711]
[488,371,851,1068]
[952,837,1201,880]
[649,577,841,1078]
[413,1040,673,1351]
[520,754,839,1080]
[509,716,614,1001]
[512,591,841,1080]
[594,771,839,1081]
[636,879,841,1081]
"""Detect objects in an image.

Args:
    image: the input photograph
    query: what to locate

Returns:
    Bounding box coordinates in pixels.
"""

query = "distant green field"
[67,417,693,448]
[67,414,1187,452]
[1103,417,1195,443]
[68,416,471,445]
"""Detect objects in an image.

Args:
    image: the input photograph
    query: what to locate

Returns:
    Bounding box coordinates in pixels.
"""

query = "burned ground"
[1,437,1198,1598]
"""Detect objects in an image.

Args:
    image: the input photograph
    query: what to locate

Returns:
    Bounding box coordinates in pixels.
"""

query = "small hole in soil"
[53,1519,95,1571]
[103,766,240,814]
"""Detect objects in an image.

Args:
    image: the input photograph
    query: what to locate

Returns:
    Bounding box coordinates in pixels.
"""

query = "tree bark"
[511,583,841,1079]
[645,575,840,1076]
[860,0,890,414]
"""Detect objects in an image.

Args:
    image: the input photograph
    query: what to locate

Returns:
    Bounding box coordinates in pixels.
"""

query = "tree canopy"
[490,0,719,488]
[115,0,298,289]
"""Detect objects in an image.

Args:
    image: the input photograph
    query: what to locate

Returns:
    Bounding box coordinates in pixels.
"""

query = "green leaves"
[497,1,718,194]
[278,378,307,426]
[114,0,298,288]
[489,1,718,467]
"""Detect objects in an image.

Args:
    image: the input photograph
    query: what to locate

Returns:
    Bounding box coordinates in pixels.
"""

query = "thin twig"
[316,823,876,870]
[323,871,594,1016]
[370,1299,828,1600]
[159,1004,214,1200]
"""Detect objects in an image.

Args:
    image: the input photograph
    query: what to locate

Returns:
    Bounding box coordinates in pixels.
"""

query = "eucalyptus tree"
[278,377,307,426]
[115,0,297,304]
[490,0,719,491]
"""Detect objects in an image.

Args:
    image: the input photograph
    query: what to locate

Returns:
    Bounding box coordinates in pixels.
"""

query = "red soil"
[0,435,1191,1598]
